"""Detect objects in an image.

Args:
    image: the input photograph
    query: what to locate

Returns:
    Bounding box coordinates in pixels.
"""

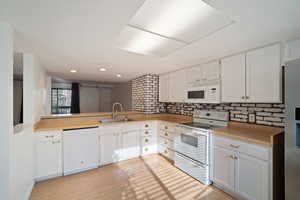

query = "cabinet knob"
[145,148,148,151]
[164,132,168,136]
[164,141,168,145]
[145,138,149,143]
[145,124,149,128]
[246,96,250,99]
[164,150,168,154]
[241,96,245,99]
[145,131,149,135]
[164,126,168,130]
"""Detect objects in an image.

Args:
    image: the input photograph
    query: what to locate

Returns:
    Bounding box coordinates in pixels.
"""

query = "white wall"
[0,22,14,200]
[11,53,48,200]
[111,82,132,111]
[80,86,101,113]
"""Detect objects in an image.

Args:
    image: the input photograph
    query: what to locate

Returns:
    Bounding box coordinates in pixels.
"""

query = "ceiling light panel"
[116,26,186,56]
[129,0,234,43]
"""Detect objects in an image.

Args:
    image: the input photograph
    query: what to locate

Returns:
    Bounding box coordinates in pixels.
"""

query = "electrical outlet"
[249,113,256,123]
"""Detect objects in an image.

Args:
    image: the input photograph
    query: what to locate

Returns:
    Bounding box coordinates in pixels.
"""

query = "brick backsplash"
[159,102,285,127]
[132,74,159,113]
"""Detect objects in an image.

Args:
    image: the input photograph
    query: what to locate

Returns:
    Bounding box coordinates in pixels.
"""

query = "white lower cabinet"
[211,146,235,193]
[63,127,99,175]
[121,130,140,160]
[35,130,62,181]
[211,135,271,200]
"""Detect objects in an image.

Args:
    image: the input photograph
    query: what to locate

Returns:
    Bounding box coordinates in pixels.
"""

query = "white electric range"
[174,110,229,184]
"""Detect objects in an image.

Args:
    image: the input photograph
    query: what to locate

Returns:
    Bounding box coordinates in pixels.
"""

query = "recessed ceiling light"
[99,68,107,72]
[116,74,122,78]
[70,69,77,73]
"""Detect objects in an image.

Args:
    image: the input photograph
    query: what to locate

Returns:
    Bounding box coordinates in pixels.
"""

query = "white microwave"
[185,85,220,103]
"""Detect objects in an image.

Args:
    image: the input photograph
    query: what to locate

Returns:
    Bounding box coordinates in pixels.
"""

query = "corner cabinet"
[221,43,282,103]
[211,135,271,200]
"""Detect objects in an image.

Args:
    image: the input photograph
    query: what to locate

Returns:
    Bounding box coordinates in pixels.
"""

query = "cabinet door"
[121,130,140,160]
[100,133,120,165]
[159,73,169,102]
[212,146,235,192]
[236,153,269,200]
[186,65,203,84]
[36,137,62,180]
[169,69,186,102]
[221,53,246,102]
[202,61,220,81]
[246,44,281,102]
[63,128,99,175]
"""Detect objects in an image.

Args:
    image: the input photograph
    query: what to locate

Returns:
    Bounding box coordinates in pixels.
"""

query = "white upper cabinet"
[159,73,169,102]
[221,43,282,103]
[169,69,186,102]
[186,65,203,84]
[246,43,282,103]
[285,39,300,61]
[202,61,220,82]
[221,53,246,102]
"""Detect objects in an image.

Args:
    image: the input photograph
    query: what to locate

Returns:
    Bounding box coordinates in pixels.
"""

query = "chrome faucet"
[112,102,123,120]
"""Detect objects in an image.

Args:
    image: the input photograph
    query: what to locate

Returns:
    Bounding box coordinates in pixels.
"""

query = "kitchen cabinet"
[221,43,281,103]
[159,73,169,102]
[63,127,99,175]
[221,53,246,102]
[169,69,186,102]
[121,130,140,160]
[140,121,157,155]
[186,65,203,84]
[211,146,235,193]
[186,61,220,86]
[99,125,122,165]
[211,135,271,200]
[202,61,220,82]
[246,43,281,102]
[236,153,269,200]
[35,130,62,181]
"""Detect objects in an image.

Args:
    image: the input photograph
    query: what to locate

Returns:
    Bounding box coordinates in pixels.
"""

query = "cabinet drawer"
[159,130,174,140]
[159,136,174,150]
[141,136,155,146]
[141,145,157,155]
[158,122,176,132]
[140,121,153,130]
[159,145,174,160]
[141,129,153,137]
[38,131,61,142]
[212,135,270,161]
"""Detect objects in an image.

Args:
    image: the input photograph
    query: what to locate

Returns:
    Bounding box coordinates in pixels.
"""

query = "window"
[51,88,72,114]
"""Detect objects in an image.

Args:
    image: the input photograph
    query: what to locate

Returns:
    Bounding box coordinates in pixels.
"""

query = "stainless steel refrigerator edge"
[285,59,300,199]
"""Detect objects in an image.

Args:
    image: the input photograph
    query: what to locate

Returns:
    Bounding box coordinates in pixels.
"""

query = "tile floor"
[30,154,234,200]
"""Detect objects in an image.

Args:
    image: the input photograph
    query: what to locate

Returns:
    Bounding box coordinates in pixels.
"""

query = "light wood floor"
[31,154,234,200]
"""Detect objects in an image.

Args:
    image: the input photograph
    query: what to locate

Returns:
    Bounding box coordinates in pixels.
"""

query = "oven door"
[174,130,208,164]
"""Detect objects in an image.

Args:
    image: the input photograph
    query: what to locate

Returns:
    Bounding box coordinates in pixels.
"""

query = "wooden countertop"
[212,122,284,146]
[35,112,284,146]
[35,113,192,131]
[40,111,141,119]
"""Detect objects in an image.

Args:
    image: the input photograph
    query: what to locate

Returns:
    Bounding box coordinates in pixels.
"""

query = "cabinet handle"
[164,126,168,130]
[246,96,250,99]
[46,135,54,138]
[164,132,168,136]
[230,144,240,148]
[145,138,149,143]
[241,96,245,100]
[164,150,168,154]
[145,131,149,135]
[145,124,149,128]
[229,155,235,159]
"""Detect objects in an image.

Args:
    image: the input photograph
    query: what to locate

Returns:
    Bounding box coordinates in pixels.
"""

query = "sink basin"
[100,118,130,123]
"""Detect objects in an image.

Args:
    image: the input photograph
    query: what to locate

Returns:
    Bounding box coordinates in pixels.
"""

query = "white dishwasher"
[63,127,99,175]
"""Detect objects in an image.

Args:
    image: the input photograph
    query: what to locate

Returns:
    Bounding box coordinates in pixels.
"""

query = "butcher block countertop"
[212,122,284,146]
[35,112,284,146]
[35,113,192,131]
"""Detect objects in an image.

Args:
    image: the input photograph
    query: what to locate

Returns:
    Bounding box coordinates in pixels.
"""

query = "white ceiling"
[1,0,300,83]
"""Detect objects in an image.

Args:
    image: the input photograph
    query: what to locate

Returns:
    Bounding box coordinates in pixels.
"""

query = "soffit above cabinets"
[116,0,234,56]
